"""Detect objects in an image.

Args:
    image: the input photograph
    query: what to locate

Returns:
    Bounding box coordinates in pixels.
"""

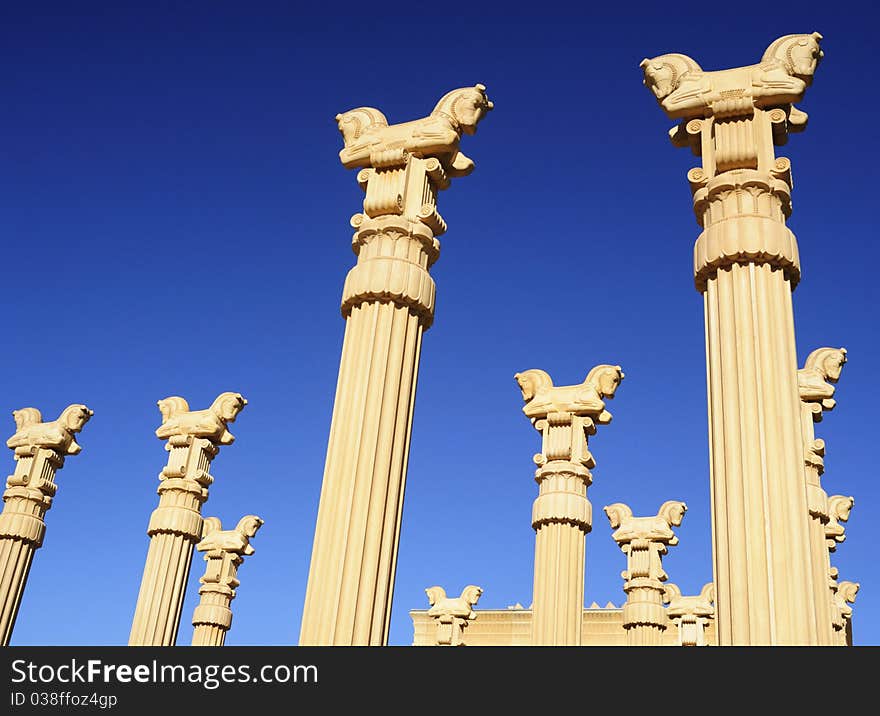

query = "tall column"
[797,347,847,645]
[424,585,483,646]
[191,515,263,646]
[515,366,624,645]
[826,496,856,646]
[300,85,493,646]
[641,32,826,644]
[605,501,687,646]
[663,582,715,646]
[129,392,247,646]
[0,405,92,645]
[830,575,858,647]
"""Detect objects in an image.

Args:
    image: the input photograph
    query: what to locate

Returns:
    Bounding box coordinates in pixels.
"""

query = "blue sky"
[2,3,877,646]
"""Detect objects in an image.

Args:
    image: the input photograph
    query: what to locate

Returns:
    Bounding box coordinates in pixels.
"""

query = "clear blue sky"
[3,2,877,646]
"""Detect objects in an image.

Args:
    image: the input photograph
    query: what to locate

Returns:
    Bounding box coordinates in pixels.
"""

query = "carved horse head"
[432,84,494,135]
[334,107,388,147]
[640,53,702,99]
[762,32,824,84]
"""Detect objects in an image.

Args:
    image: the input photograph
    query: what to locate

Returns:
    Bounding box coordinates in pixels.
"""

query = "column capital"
[516,365,624,467]
[664,582,715,646]
[337,85,493,179]
[155,392,247,446]
[664,582,715,619]
[641,32,822,126]
[606,501,686,638]
[605,500,687,550]
[825,495,854,552]
[196,515,263,595]
[425,585,482,646]
[798,347,847,421]
[6,405,93,459]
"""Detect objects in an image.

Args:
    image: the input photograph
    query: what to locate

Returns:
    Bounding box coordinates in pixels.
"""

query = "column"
[826,496,857,646]
[797,346,847,644]
[516,365,624,645]
[641,32,825,644]
[663,582,715,646]
[129,392,247,646]
[424,585,483,646]
[191,515,263,646]
[300,85,493,646]
[0,405,92,645]
[605,501,687,645]
[830,576,858,647]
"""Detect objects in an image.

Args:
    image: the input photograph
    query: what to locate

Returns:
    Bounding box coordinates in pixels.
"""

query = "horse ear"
[639,58,650,69]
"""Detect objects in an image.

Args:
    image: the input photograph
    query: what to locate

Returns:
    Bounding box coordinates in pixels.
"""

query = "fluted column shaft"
[515,367,623,646]
[301,86,492,645]
[704,255,816,644]
[301,213,433,645]
[192,586,234,646]
[531,460,590,645]
[642,32,826,645]
[621,541,669,646]
[693,116,818,644]
[130,435,217,645]
[800,408,834,645]
[0,447,60,645]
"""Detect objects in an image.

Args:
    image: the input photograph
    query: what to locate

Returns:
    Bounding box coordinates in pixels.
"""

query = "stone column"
[0,405,92,645]
[424,585,483,646]
[515,366,624,646]
[300,85,493,646]
[641,32,825,644]
[830,576,858,647]
[129,392,247,646]
[191,515,263,647]
[663,582,715,646]
[797,347,847,645]
[605,501,687,646]
[825,496,856,646]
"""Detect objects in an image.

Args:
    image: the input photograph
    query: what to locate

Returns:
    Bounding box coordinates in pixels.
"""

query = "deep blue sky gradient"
[2,2,877,645]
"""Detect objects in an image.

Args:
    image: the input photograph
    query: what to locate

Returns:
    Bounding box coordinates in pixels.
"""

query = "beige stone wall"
[411,608,717,646]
